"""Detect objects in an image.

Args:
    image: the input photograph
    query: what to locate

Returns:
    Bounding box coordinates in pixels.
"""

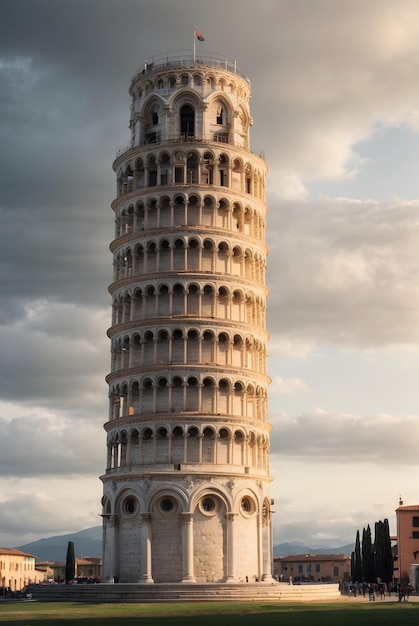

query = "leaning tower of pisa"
[100,51,273,584]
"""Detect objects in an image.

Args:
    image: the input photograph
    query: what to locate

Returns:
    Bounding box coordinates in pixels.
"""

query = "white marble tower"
[100,51,273,584]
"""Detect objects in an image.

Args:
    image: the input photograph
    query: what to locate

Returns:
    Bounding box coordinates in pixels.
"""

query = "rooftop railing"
[131,51,250,85]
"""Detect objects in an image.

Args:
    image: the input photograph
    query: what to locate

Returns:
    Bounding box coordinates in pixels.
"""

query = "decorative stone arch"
[156,375,169,389]
[192,72,203,87]
[140,92,165,122]
[114,485,146,521]
[233,427,246,455]
[170,86,202,109]
[190,483,232,514]
[171,423,185,437]
[236,102,252,133]
[147,483,189,514]
[106,429,117,448]
[201,375,216,413]
[143,79,154,95]
[205,73,216,90]
[173,149,186,164]
[102,494,112,516]
[234,486,260,516]
[244,162,253,194]
[217,195,230,209]
[207,94,233,124]
[186,150,200,184]
[191,483,231,582]
[187,190,202,204]
[245,290,256,325]
[193,235,210,272]
[218,377,232,390]
[167,74,177,90]
[159,195,172,210]
[186,234,200,250]
[232,244,244,276]
[232,156,244,171]
[202,150,216,165]
[202,424,216,437]
[173,192,187,224]
[147,484,189,583]
[146,152,158,167]
[232,201,244,231]
[134,199,145,231]
[171,96,198,139]
[243,247,254,279]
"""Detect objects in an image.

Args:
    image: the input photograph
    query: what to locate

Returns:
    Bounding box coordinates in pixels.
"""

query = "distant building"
[273,553,350,582]
[44,557,102,582]
[0,548,43,592]
[395,502,419,588]
[34,561,55,581]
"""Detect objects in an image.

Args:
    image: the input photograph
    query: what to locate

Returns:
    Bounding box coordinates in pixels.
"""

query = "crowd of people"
[343,580,415,601]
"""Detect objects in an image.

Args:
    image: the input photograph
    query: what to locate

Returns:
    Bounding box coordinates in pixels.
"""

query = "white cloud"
[267,198,419,350]
[0,477,101,546]
[270,409,419,465]
[268,169,308,201]
[271,375,309,395]
[268,338,315,360]
[255,1,419,184]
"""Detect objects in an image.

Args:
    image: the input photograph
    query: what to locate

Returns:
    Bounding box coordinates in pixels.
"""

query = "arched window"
[180,105,195,138]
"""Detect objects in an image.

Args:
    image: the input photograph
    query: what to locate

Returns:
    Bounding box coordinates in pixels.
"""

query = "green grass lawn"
[0,601,418,626]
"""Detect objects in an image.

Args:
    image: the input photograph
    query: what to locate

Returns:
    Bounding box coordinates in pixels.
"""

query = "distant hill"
[273,541,354,557]
[15,526,102,562]
[15,526,353,563]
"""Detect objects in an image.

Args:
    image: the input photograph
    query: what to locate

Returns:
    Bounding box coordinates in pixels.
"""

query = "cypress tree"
[362,525,374,582]
[65,541,76,584]
[373,519,393,583]
[382,518,394,583]
[352,529,362,582]
[373,520,383,580]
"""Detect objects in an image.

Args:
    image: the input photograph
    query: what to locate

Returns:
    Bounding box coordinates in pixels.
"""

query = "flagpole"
[193,27,196,62]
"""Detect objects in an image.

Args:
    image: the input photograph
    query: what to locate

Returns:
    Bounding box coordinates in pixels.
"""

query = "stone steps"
[30,582,341,603]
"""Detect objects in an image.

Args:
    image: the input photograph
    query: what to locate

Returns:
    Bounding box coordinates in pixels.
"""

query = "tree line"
[351,519,394,583]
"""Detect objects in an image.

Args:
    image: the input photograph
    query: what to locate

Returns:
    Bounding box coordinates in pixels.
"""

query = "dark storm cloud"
[0,303,109,405]
[0,414,103,476]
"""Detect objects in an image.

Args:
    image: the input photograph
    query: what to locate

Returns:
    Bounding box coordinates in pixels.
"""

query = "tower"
[100,51,272,584]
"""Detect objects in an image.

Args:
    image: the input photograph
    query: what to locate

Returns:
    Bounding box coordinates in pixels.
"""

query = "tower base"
[29,581,341,603]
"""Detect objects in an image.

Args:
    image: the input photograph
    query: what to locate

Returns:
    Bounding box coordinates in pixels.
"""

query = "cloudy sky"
[1,0,418,551]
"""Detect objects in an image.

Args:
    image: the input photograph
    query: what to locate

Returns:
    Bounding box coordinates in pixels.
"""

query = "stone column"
[225,513,239,582]
[139,514,154,583]
[261,506,274,582]
[102,515,119,583]
[181,513,196,582]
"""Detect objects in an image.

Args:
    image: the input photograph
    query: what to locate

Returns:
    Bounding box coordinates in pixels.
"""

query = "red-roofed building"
[0,548,44,592]
[273,553,350,582]
[395,502,419,588]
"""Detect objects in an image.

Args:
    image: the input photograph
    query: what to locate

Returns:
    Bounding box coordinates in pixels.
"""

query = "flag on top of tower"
[195,30,205,41]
